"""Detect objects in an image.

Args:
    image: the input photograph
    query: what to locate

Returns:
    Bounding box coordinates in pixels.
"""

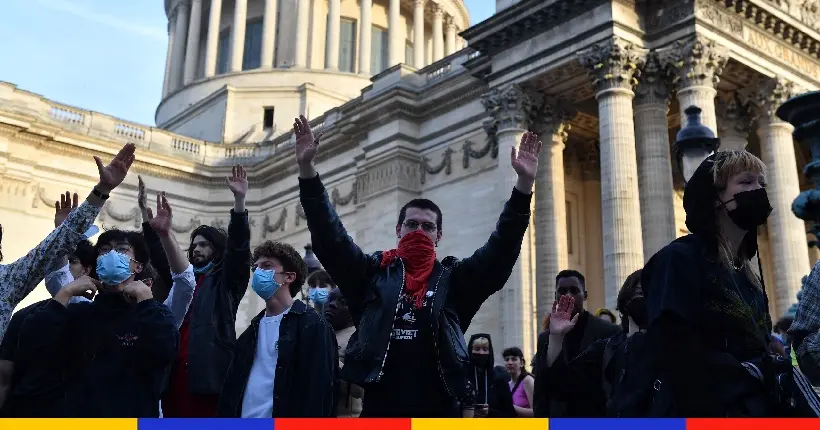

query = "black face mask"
[470,353,489,367]
[724,188,772,231]
[626,296,648,328]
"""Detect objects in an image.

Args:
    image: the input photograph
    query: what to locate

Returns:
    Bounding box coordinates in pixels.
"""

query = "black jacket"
[17,295,178,417]
[466,333,516,417]
[186,209,251,394]
[299,174,532,402]
[218,299,338,417]
[533,311,620,417]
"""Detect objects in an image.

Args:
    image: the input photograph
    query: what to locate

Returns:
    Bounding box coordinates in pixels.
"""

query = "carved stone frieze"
[356,155,421,202]
[296,179,359,225]
[635,50,671,106]
[696,0,743,36]
[664,36,729,90]
[766,0,820,32]
[98,203,141,229]
[646,0,694,32]
[262,207,287,235]
[577,37,645,93]
[420,147,453,185]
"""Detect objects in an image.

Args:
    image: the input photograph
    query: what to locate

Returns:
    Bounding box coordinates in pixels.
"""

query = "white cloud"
[36,0,166,41]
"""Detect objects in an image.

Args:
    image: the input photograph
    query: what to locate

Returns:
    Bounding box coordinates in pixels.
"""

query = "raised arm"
[139,176,173,301]
[0,143,135,337]
[450,132,541,329]
[294,115,375,311]
[222,165,252,300]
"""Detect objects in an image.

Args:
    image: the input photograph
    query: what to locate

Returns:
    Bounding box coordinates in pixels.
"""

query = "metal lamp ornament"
[776,90,820,248]
[674,106,721,183]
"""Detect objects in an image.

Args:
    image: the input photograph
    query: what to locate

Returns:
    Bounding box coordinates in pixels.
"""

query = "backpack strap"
[601,337,616,402]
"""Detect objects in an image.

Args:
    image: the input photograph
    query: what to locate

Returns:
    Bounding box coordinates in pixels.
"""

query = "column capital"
[432,3,444,16]
[481,84,538,132]
[634,50,670,106]
[532,94,577,145]
[414,0,426,7]
[445,15,456,30]
[665,36,729,90]
[716,92,752,138]
[580,139,601,180]
[752,77,805,124]
[578,37,645,94]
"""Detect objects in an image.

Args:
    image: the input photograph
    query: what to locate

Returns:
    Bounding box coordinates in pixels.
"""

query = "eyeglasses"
[99,244,133,255]
[402,220,437,233]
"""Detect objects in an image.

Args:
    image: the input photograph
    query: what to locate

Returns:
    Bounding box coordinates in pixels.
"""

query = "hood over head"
[468,332,495,369]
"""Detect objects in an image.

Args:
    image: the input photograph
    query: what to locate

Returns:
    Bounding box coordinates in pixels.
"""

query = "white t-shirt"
[241,307,291,418]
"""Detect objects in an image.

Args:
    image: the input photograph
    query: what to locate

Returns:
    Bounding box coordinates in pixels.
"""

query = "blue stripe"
[549,419,687,430]
[138,418,274,430]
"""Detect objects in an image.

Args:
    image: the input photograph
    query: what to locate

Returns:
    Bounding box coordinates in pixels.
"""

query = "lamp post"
[777,91,820,248]
[304,243,322,273]
[673,106,721,183]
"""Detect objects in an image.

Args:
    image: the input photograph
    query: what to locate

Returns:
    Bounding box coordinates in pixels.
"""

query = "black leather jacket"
[299,174,531,402]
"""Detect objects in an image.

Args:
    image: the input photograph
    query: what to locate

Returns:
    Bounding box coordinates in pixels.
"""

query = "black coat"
[298,174,532,402]
[466,333,516,417]
[218,299,338,417]
[532,310,620,417]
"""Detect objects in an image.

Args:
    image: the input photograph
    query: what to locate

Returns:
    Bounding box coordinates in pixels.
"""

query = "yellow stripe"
[0,419,137,430]
[412,418,548,430]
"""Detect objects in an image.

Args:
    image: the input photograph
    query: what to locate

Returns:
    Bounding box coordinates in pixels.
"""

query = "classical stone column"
[634,51,676,260]
[667,36,729,133]
[230,0,248,72]
[169,1,190,93]
[183,0,203,84]
[413,0,426,68]
[579,37,645,308]
[294,0,310,68]
[532,96,576,325]
[358,0,373,74]
[325,0,341,70]
[445,17,457,56]
[203,0,222,77]
[754,78,811,316]
[432,5,444,62]
[260,0,278,68]
[481,84,537,362]
[388,0,401,66]
[716,93,752,150]
[162,19,176,96]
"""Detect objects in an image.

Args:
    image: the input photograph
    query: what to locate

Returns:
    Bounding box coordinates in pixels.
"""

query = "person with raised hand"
[295,114,540,417]
[0,142,136,341]
[138,175,174,303]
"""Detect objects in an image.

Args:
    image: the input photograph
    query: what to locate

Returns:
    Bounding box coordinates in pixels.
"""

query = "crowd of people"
[0,112,819,418]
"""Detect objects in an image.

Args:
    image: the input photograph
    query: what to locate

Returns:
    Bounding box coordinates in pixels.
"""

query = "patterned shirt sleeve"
[0,201,100,341]
[163,264,196,329]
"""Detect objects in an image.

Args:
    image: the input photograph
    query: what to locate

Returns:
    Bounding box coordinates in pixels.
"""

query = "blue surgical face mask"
[96,250,134,286]
[252,268,281,301]
[193,261,214,275]
[309,288,329,305]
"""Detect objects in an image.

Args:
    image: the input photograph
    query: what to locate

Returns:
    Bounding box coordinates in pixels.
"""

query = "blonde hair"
[472,337,490,348]
[710,150,767,288]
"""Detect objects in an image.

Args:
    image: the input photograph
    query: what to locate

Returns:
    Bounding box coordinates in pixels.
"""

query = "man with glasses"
[293,115,541,417]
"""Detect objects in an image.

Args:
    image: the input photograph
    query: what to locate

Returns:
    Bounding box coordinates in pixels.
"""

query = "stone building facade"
[2,0,820,361]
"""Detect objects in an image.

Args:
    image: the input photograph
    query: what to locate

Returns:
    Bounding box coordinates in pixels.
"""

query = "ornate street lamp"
[673,106,721,183]
[304,243,322,274]
[777,91,820,248]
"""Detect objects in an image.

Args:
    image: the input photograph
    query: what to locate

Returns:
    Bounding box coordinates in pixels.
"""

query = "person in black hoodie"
[466,333,516,418]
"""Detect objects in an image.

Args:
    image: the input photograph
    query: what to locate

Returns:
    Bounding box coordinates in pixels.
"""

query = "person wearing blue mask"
[218,240,337,418]
[305,269,334,311]
[16,227,178,417]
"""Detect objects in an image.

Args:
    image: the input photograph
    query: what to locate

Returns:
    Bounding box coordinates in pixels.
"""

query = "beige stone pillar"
[203,0,222,77]
[754,78,811,316]
[388,0,401,66]
[667,36,728,134]
[294,0,310,68]
[413,0,426,68]
[445,17,457,56]
[634,51,676,261]
[579,37,645,308]
[581,140,606,310]
[169,1,190,92]
[260,0,278,68]
[183,0,203,84]
[432,5,444,62]
[325,0,341,70]
[481,84,537,362]
[532,96,575,325]
[162,19,176,96]
[358,0,373,74]
[230,0,248,72]
[716,93,752,150]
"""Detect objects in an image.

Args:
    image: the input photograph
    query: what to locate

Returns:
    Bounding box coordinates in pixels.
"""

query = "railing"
[49,105,85,125]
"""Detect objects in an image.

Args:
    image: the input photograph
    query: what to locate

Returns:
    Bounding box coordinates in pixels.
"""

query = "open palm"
[549,295,579,335]
[54,191,78,228]
[149,193,173,236]
[95,143,136,192]
[226,165,248,197]
[511,132,542,182]
[293,115,323,166]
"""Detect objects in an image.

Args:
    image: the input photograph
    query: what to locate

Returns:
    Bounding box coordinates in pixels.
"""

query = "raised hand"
[293,115,323,168]
[95,142,136,194]
[511,132,542,191]
[226,165,248,198]
[549,295,579,336]
[54,191,79,228]
[137,175,153,221]
[149,192,173,237]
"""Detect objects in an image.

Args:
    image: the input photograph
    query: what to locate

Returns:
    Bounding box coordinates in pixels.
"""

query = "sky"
[0,0,495,126]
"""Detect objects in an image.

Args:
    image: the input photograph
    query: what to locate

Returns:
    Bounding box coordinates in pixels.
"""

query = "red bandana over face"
[380,230,436,307]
